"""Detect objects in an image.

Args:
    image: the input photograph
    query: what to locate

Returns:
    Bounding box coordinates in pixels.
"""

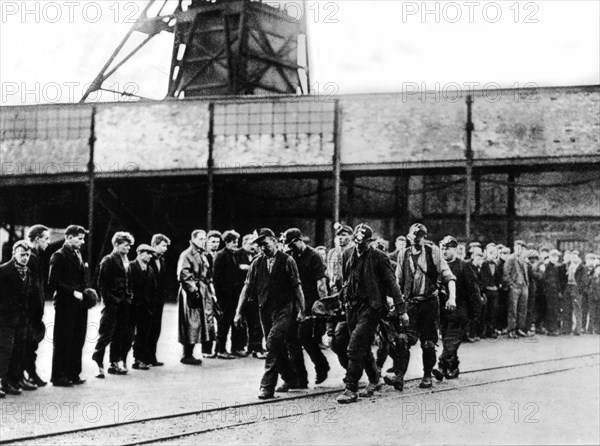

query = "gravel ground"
[1,302,598,445]
[158,360,600,446]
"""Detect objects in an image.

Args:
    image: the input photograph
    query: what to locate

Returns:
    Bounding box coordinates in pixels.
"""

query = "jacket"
[245,250,301,309]
[130,259,158,310]
[98,251,133,306]
[48,243,87,306]
[213,247,239,303]
[0,259,32,326]
[342,245,405,313]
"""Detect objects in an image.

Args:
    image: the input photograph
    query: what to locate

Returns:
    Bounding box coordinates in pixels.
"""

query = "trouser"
[331,319,350,369]
[52,301,88,382]
[0,325,17,385]
[438,308,467,371]
[183,344,196,357]
[217,299,246,353]
[559,297,573,334]
[525,286,537,330]
[507,285,528,332]
[535,288,547,330]
[545,292,561,333]
[581,292,590,332]
[23,313,44,378]
[93,302,135,365]
[133,306,153,363]
[565,285,582,334]
[147,302,164,363]
[7,317,27,384]
[344,303,383,392]
[288,317,330,385]
[259,301,297,392]
[375,318,403,372]
[497,288,509,330]
[245,299,264,353]
[396,297,439,379]
[0,317,27,386]
[483,289,499,335]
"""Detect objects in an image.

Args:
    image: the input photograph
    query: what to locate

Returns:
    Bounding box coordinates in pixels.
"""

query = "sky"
[1,0,599,105]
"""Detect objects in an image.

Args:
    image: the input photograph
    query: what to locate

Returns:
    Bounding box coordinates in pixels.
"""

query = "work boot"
[446,368,460,379]
[275,381,308,393]
[432,368,445,382]
[108,362,127,375]
[337,389,358,404]
[180,356,202,365]
[315,367,329,385]
[132,360,150,370]
[258,387,275,400]
[358,382,382,398]
[419,376,433,389]
[383,373,404,391]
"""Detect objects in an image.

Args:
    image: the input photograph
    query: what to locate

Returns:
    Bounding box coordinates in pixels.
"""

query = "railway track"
[3,353,598,446]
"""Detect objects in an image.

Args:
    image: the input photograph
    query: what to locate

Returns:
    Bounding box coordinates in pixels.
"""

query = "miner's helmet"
[407,223,427,244]
[352,223,374,244]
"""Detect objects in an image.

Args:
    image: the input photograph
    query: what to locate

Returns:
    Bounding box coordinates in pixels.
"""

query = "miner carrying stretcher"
[337,223,408,404]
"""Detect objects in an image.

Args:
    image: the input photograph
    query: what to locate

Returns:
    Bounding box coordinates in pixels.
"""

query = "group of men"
[0,225,171,397]
[1,221,599,404]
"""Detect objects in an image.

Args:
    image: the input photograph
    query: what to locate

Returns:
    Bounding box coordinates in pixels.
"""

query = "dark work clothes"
[24,249,46,378]
[543,262,563,333]
[395,244,454,380]
[235,249,262,353]
[439,259,480,371]
[341,246,404,390]
[293,246,327,312]
[398,298,439,377]
[344,303,382,392]
[343,246,405,313]
[259,302,297,390]
[245,251,301,309]
[148,256,167,363]
[331,320,350,369]
[289,246,329,383]
[480,260,501,335]
[245,250,301,392]
[131,260,157,363]
[214,248,245,353]
[0,259,31,385]
[94,252,134,365]
[48,244,88,383]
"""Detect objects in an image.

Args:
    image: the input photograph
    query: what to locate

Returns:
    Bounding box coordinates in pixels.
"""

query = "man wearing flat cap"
[0,241,35,397]
[283,227,330,388]
[337,223,408,404]
[502,240,530,338]
[433,236,482,382]
[234,228,305,400]
[326,224,354,369]
[130,244,158,370]
[49,225,90,387]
